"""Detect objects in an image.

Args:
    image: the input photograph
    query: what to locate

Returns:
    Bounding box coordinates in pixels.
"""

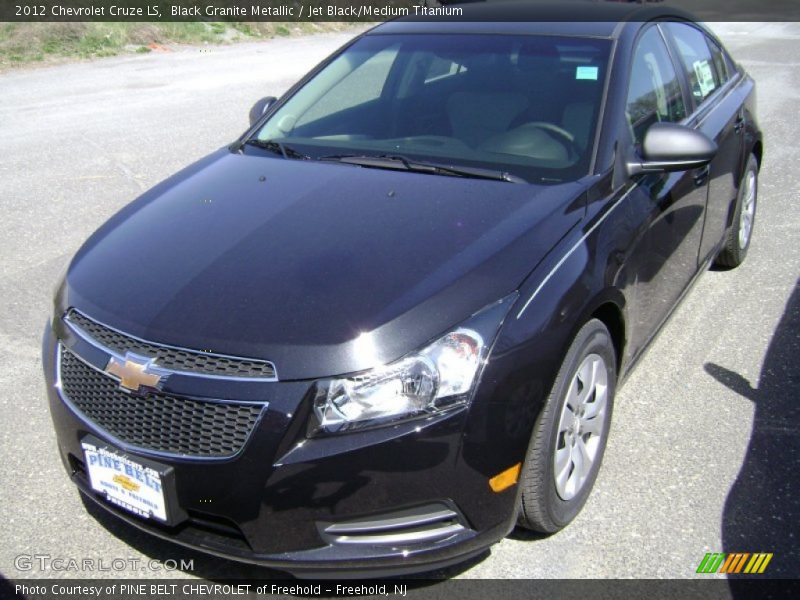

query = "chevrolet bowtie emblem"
[105,353,168,394]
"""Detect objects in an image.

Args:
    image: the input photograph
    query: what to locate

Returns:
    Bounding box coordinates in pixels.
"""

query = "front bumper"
[42,322,524,578]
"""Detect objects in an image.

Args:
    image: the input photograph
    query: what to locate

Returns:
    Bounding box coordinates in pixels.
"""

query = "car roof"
[369,1,696,39]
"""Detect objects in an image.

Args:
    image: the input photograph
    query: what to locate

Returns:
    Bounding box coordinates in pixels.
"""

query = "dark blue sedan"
[44,2,762,577]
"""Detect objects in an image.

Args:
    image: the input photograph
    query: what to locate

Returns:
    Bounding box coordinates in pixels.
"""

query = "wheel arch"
[564,288,627,379]
[590,300,626,375]
[752,139,763,170]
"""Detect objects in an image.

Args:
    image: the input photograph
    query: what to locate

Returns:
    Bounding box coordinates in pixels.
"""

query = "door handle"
[693,165,710,186]
[734,116,745,134]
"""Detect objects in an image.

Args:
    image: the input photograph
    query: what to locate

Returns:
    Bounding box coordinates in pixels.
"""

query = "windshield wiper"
[318,154,526,183]
[417,160,528,184]
[244,139,309,160]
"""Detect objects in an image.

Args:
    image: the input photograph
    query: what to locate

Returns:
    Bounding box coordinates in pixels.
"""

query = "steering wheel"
[521,122,582,159]
[480,122,582,163]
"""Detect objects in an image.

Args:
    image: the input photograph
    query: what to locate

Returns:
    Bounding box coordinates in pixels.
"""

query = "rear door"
[660,22,747,266]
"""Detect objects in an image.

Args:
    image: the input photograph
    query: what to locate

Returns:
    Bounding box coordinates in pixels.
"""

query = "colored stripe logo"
[696,553,773,574]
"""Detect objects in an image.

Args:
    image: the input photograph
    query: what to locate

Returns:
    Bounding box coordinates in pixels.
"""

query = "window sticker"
[576,65,599,81]
[693,60,716,98]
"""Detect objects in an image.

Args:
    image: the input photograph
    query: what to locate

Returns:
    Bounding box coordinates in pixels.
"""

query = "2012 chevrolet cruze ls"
[44,3,762,578]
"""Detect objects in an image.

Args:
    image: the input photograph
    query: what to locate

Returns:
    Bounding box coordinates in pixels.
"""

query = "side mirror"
[627,123,718,176]
[249,96,277,126]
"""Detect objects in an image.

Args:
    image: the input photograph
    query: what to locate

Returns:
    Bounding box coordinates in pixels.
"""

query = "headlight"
[310,293,517,435]
[312,329,485,434]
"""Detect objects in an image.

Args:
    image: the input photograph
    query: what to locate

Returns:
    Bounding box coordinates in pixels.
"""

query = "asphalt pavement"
[0,23,798,581]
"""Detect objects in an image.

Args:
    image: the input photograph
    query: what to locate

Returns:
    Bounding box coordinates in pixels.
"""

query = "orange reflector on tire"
[489,463,522,492]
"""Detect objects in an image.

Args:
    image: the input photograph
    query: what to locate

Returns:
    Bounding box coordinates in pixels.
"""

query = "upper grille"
[65,310,276,379]
[59,347,264,457]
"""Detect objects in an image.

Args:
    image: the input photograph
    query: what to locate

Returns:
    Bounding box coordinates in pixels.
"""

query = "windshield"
[251,34,611,183]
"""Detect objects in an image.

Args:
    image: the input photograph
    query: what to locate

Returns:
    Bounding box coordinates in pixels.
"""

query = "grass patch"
[0,22,359,70]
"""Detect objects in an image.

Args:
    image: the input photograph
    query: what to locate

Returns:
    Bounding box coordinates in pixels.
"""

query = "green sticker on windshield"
[576,66,599,80]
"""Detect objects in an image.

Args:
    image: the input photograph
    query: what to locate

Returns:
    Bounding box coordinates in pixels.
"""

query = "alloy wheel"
[738,170,756,250]
[554,353,609,501]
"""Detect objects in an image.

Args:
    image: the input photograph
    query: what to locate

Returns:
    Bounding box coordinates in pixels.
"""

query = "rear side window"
[626,27,687,145]
[664,23,722,105]
[724,49,738,77]
[708,39,730,84]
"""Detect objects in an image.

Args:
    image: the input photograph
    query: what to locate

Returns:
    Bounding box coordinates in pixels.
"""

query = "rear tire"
[517,319,616,533]
[715,154,758,268]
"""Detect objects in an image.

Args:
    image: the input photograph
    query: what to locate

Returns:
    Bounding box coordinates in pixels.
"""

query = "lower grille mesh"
[59,347,263,457]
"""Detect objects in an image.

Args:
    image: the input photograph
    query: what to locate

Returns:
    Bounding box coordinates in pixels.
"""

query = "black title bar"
[4,578,800,600]
[3,0,800,23]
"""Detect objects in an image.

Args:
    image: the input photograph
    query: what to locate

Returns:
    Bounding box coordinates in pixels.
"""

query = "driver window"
[626,27,686,146]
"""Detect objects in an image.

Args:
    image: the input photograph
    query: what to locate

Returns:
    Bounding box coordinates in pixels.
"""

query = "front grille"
[59,347,263,457]
[65,310,276,379]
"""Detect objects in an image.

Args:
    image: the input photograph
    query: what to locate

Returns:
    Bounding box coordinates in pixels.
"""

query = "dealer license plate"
[82,440,168,522]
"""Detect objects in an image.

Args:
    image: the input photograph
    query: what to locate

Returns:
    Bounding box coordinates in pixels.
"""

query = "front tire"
[715,153,758,268]
[517,319,616,533]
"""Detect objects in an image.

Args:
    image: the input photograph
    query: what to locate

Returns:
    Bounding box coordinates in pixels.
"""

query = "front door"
[622,25,709,357]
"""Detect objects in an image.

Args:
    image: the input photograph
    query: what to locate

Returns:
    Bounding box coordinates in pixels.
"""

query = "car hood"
[65,148,584,380]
